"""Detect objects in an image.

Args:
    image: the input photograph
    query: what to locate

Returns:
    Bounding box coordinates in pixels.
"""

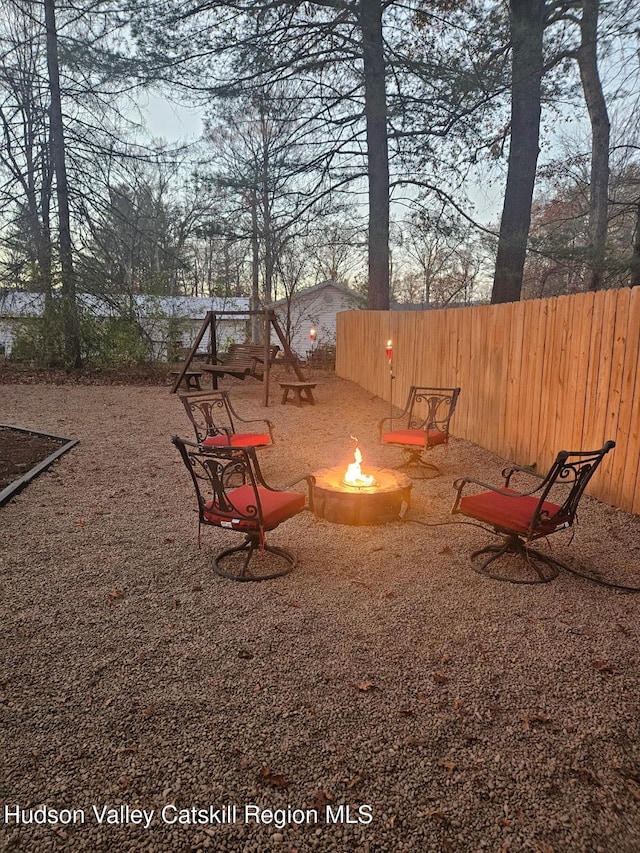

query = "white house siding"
[0,291,250,359]
[270,281,364,359]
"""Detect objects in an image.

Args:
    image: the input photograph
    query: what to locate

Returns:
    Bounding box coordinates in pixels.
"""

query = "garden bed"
[0,425,79,505]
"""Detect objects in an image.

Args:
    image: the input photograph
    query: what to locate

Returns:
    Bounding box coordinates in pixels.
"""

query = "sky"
[140,92,203,143]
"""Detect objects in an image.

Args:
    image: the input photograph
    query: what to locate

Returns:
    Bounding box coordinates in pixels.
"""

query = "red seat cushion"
[202,432,271,448]
[203,486,305,530]
[230,433,271,448]
[459,489,564,536]
[382,428,447,448]
[202,434,232,447]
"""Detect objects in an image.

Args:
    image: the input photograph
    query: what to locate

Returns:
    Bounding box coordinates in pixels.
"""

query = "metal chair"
[179,391,274,449]
[379,386,460,477]
[172,436,312,581]
[451,441,615,584]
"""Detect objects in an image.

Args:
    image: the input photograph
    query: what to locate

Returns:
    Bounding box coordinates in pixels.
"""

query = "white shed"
[269,280,364,359]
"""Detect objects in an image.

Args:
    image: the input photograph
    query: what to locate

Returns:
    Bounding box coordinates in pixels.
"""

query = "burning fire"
[344,437,376,488]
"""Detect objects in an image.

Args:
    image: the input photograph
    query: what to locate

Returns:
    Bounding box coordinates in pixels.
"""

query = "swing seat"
[199,344,281,383]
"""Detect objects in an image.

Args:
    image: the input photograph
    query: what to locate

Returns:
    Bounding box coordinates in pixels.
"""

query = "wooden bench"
[168,369,203,391]
[199,344,280,384]
[279,381,317,407]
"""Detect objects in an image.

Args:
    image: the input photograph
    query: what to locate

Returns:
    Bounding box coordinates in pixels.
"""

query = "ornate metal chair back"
[179,391,236,445]
[511,441,616,532]
[407,386,461,436]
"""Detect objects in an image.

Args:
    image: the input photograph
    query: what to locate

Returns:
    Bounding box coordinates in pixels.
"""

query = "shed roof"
[268,279,364,308]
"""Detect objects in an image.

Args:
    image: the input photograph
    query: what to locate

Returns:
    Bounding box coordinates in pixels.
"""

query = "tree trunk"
[491,0,546,304]
[576,0,609,292]
[249,188,261,342]
[359,0,390,310]
[44,0,82,367]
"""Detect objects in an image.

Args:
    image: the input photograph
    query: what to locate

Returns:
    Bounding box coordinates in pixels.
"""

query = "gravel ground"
[1,371,639,853]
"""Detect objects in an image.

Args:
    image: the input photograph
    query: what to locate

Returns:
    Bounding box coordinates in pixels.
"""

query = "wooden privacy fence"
[336,286,640,515]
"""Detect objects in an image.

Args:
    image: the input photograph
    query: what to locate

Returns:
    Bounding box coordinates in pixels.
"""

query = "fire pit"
[312,439,411,525]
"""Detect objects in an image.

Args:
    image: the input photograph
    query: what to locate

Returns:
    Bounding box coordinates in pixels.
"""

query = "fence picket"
[337,286,640,514]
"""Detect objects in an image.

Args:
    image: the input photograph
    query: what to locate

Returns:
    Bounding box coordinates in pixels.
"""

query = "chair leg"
[214,533,296,581]
[470,535,563,584]
[395,448,441,478]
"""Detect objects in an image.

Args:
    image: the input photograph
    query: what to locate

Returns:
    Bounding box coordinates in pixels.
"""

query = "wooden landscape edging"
[0,425,79,507]
[335,286,640,515]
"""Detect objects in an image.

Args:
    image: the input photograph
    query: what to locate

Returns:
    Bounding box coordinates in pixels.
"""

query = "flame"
[344,441,376,488]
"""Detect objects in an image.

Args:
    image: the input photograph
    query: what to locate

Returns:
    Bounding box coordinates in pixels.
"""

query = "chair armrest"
[224,397,275,440]
[501,463,543,488]
[283,472,315,491]
[172,435,198,450]
[237,415,275,430]
[282,473,316,511]
[451,475,540,515]
[378,407,411,437]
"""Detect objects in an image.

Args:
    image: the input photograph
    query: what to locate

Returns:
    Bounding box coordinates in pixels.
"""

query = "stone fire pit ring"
[311,466,411,526]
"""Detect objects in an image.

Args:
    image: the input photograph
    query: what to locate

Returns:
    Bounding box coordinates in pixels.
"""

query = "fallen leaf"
[74,520,85,527]
[164,536,175,543]
[238,649,254,660]
[438,546,452,555]
[107,588,124,602]
[592,659,618,674]
[103,696,114,708]
[258,766,288,789]
[440,653,451,664]
[142,704,155,719]
[521,713,551,732]
[433,671,449,684]
[346,773,364,789]
[357,680,376,692]
[399,706,414,716]
[191,583,203,592]
[452,697,464,710]
[427,809,447,824]
[438,759,457,772]
[498,817,512,827]
[628,782,640,801]
[404,736,426,747]
[307,790,332,809]
[574,767,598,785]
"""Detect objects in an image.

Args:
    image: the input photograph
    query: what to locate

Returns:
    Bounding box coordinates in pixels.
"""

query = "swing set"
[170,308,306,406]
